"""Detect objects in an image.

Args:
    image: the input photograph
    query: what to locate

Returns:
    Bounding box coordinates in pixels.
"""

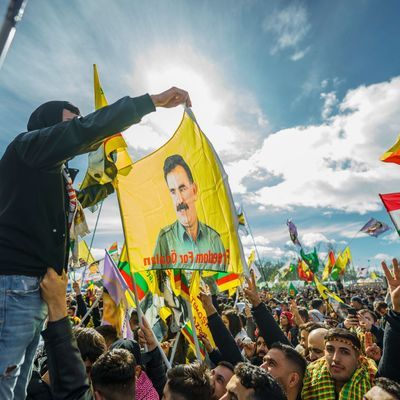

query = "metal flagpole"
[242,205,263,275]
[0,0,28,69]
[169,331,181,365]
[77,289,102,327]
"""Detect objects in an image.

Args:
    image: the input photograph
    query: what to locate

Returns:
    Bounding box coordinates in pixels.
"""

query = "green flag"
[288,282,298,297]
[300,248,320,273]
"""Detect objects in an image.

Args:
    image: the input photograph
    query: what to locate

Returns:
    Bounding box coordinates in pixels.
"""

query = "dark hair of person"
[375,301,388,313]
[95,325,119,347]
[311,299,324,310]
[270,342,307,382]
[325,328,361,352]
[91,349,136,400]
[358,308,377,323]
[73,327,107,364]
[374,377,400,399]
[163,154,194,183]
[222,309,243,338]
[299,322,325,333]
[166,362,212,400]
[298,308,310,323]
[233,363,287,400]
[218,360,234,373]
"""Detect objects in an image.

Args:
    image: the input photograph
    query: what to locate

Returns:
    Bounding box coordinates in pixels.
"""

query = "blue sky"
[1,0,400,272]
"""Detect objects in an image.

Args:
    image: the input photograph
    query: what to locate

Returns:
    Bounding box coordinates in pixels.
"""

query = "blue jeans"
[0,275,48,400]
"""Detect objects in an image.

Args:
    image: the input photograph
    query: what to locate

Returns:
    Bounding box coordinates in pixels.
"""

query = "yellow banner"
[117,111,244,274]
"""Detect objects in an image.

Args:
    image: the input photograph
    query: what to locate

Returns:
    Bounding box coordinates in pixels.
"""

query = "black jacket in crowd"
[0,95,155,277]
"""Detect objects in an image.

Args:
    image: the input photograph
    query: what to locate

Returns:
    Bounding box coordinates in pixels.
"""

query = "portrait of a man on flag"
[152,154,226,270]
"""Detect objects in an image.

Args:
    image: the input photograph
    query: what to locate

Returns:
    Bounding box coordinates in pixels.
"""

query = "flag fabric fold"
[379,192,400,236]
[322,251,336,281]
[331,247,352,280]
[300,248,319,273]
[380,134,400,165]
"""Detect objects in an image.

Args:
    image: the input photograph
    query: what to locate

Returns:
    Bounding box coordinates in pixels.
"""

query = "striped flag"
[380,192,400,236]
[181,321,206,359]
[215,272,241,294]
[118,245,156,301]
[109,242,118,254]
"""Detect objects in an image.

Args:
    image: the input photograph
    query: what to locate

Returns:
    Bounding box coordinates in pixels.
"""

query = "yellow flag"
[314,276,344,303]
[80,65,133,190]
[370,271,378,280]
[336,246,352,273]
[380,134,400,165]
[78,240,95,266]
[116,110,245,274]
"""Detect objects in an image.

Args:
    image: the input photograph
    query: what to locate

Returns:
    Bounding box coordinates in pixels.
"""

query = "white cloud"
[301,232,335,247]
[228,76,400,214]
[383,230,399,243]
[240,234,271,246]
[320,91,338,119]
[263,4,310,60]
[291,46,310,61]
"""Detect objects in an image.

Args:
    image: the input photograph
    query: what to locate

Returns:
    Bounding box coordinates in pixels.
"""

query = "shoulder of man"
[201,222,221,238]
[157,220,179,238]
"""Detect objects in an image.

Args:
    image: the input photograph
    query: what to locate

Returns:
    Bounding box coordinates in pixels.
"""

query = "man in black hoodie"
[0,86,191,399]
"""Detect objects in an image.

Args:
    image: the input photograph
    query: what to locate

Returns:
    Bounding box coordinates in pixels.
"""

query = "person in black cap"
[0,86,191,399]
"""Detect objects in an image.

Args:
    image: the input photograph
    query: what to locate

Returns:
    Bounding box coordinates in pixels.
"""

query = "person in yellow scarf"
[302,328,376,400]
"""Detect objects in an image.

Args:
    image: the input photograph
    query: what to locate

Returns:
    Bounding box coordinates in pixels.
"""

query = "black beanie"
[27,101,80,131]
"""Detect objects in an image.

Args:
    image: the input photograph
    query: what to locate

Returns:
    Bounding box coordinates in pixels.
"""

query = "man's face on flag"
[166,165,198,229]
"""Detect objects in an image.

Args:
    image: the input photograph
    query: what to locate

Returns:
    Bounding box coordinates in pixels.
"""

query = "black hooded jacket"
[0,95,155,276]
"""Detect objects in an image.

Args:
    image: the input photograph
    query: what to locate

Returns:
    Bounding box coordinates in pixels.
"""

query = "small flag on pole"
[379,193,400,236]
[288,282,298,297]
[360,218,390,238]
[287,219,302,247]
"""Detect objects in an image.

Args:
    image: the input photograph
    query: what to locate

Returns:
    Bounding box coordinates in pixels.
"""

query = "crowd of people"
[1,86,399,400]
[21,258,400,400]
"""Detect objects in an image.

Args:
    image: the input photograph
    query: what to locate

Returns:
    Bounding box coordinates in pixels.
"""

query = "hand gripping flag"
[360,218,390,238]
[379,193,400,236]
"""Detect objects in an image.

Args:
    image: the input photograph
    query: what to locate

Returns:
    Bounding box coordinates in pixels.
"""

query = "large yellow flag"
[80,65,133,190]
[116,110,245,274]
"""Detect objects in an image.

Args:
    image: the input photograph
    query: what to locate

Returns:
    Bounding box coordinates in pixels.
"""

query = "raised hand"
[150,87,192,108]
[381,259,400,313]
[198,288,216,316]
[244,270,261,308]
